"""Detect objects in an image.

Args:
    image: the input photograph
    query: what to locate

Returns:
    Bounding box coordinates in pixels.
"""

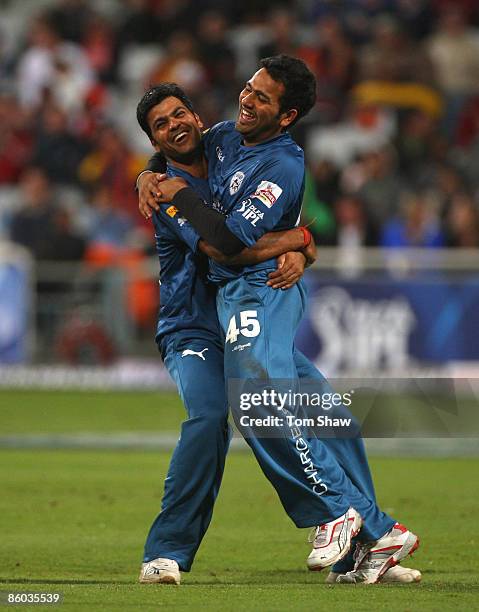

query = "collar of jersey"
[239,131,291,151]
[166,163,206,183]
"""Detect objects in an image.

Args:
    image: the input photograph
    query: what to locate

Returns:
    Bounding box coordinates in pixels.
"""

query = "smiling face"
[146,96,203,164]
[236,67,297,146]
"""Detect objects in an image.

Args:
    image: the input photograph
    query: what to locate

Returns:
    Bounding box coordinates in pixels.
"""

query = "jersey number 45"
[225,310,261,344]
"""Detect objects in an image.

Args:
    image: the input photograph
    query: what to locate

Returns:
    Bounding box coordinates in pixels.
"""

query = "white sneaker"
[139,558,181,585]
[326,564,422,584]
[336,523,420,584]
[307,507,362,571]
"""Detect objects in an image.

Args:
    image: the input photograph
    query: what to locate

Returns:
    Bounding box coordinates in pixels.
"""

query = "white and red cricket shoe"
[307,507,362,571]
[336,522,420,584]
[327,564,421,584]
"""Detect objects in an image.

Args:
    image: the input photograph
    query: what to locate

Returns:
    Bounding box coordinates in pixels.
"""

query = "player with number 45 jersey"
[140,56,420,586]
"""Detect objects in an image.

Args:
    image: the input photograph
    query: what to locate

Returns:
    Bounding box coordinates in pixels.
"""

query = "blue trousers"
[217,276,394,543]
[143,334,230,571]
[145,279,394,572]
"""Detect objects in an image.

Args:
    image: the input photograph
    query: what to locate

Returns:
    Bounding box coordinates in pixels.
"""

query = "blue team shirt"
[203,121,305,283]
[152,165,220,347]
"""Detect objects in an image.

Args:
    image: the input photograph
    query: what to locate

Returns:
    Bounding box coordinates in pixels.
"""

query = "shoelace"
[150,560,175,571]
[307,525,328,546]
[353,542,373,568]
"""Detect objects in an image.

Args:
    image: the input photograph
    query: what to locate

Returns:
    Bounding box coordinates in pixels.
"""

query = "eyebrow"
[153,105,187,126]
[245,81,271,103]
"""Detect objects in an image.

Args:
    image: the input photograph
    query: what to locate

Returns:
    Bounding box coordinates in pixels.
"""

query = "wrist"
[299,226,312,247]
[135,170,153,191]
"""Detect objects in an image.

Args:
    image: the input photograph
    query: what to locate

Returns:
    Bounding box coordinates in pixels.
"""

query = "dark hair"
[259,55,316,127]
[136,83,195,139]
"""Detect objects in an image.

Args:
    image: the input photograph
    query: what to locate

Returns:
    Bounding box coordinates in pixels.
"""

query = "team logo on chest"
[229,171,245,195]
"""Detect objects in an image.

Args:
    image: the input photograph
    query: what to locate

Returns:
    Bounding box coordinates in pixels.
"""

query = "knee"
[184,412,229,435]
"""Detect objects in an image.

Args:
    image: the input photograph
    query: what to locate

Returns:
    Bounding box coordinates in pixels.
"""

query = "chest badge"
[229,171,245,195]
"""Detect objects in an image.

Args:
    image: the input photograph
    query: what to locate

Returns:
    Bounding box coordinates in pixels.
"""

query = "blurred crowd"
[1,0,479,269]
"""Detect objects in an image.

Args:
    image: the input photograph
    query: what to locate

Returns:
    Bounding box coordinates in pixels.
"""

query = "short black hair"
[259,55,316,127]
[136,83,195,139]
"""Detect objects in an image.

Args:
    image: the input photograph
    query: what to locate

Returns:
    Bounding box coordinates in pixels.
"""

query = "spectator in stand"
[381,190,445,248]
[334,194,377,248]
[85,184,135,248]
[196,11,237,104]
[16,14,94,112]
[307,102,396,170]
[78,124,146,223]
[9,167,59,259]
[454,95,479,148]
[298,14,355,121]
[395,109,440,177]
[82,13,119,85]
[146,30,207,96]
[359,14,434,84]
[0,93,33,184]
[31,103,89,185]
[258,7,300,59]
[9,166,84,261]
[394,0,435,41]
[444,192,479,247]
[116,0,162,48]
[349,147,406,235]
[427,5,479,135]
[45,0,93,44]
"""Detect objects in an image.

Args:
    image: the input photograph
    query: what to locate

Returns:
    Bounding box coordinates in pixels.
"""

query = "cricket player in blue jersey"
[135,84,321,585]
[139,57,421,585]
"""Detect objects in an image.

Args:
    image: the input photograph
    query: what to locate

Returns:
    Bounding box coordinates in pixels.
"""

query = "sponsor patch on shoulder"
[165,205,178,218]
[252,181,283,208]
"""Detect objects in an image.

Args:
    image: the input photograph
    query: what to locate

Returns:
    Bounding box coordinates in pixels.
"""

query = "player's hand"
[267,251,307,289]
[302,233,317,266]
[138,172,163,220]
[155,177,188,202]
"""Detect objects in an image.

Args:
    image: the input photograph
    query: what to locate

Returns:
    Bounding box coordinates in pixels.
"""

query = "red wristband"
[299,226,312,247]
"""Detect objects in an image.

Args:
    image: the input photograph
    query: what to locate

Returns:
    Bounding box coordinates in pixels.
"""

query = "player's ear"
[279,108,298,130]
[194,113,204,130]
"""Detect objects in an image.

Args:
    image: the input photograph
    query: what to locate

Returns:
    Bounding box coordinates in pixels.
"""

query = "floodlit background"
[0,0,478,377]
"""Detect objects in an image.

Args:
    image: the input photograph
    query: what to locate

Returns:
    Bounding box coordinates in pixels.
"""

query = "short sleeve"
[225,157,304,247]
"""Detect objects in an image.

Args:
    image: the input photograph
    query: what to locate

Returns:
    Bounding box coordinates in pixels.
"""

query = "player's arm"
[137,152,166,219]
[149,178,248,255]
[153,154,305,250]
[198,227,316,266]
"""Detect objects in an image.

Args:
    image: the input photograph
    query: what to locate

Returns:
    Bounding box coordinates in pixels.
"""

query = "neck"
[242,129,284,147]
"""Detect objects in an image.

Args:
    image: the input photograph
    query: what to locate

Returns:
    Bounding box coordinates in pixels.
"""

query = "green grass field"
[1,390,478,611]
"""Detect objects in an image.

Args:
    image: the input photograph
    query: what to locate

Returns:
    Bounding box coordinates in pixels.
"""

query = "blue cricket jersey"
[203,121,305,284]
[152,165,220,347]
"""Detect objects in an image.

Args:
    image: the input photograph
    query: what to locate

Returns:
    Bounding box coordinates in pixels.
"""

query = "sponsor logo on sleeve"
[252,180,283,208]
[241,203,264,226]
[229,171,245,195]
[166,205,178,218]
